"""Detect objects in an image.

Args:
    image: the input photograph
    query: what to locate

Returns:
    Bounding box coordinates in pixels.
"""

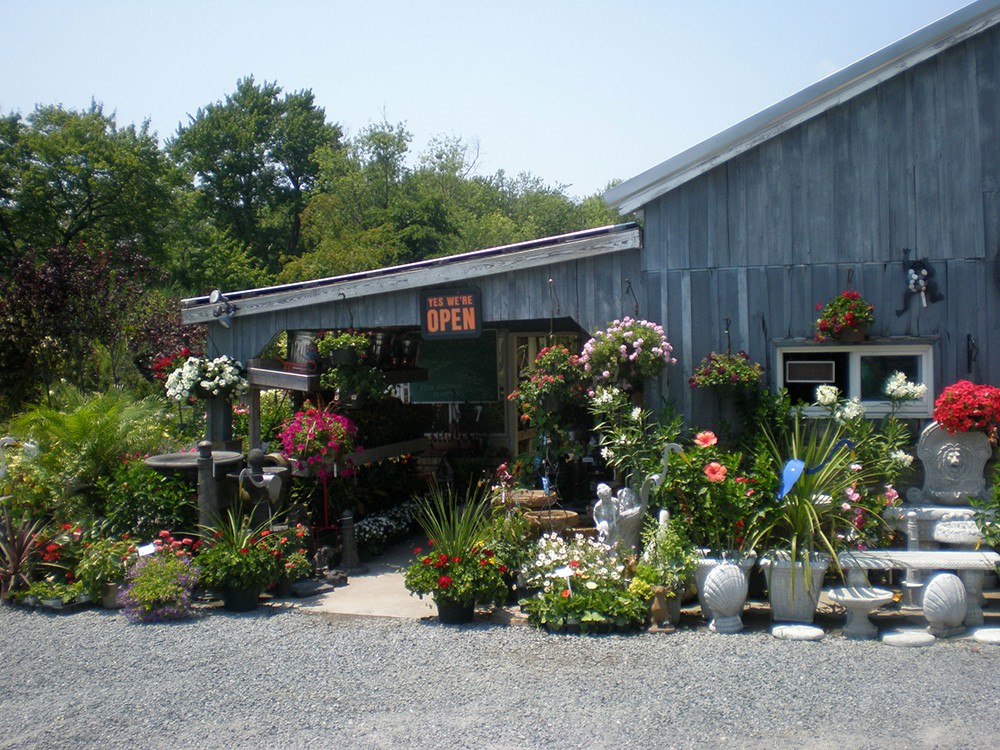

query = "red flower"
[561,589,571,598]
[437,575,452,589]
[568,559,581,569]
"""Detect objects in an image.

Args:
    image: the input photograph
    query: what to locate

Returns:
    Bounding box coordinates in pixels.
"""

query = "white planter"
[761,553,829,623]
[694,552,756,623]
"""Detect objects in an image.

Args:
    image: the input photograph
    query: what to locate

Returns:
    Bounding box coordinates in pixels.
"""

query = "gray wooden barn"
[605,0,1000,424]
[183,0,1000,452]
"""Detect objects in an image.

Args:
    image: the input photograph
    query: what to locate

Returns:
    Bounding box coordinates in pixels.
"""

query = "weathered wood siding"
[642,26,1000,419]
[206,249,643,364]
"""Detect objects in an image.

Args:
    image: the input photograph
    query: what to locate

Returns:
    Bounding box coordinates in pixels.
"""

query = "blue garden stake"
[777,439,856,499]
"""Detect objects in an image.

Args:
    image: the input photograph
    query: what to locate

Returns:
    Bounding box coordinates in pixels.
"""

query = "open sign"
[421,287,482,339]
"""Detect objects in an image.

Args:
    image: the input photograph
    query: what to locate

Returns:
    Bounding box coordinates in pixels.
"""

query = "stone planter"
[761,553,830,623]
[694,552,756,623]
[701,563,749,633]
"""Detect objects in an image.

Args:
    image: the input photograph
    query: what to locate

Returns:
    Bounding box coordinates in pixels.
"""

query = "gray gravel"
[1,604,998,750]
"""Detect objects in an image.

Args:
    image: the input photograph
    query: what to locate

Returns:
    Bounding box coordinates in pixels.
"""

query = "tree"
[169,77,342,274]
[0,103,174,275]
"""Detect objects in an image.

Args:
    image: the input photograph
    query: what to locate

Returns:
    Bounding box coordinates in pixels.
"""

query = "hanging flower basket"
[815,291,874,342]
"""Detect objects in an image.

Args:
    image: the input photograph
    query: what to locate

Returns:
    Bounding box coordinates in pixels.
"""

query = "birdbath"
[828,586,894,640]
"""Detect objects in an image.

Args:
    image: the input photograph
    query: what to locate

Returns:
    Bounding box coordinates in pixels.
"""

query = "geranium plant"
[403,485,508,608]
[258,523,313,581]
[688,350,764,391]
[76,534,137,600]
[196,511,284,594]
[581,317,675,389]
[509,344,589,467]
[933,380,1000,435]
[165,354,247,401]
[152,347,195,383]
[278,403,360,478]
[815,290,874,340]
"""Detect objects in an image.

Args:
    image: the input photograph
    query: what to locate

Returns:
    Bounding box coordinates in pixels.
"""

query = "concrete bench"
[838,549,1000,626]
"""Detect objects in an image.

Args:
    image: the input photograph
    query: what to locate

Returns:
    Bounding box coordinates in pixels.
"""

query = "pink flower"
[704,462,727,482]
[694,431,717,448]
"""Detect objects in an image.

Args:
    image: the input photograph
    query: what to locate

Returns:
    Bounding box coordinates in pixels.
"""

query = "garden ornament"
[777,439,855,500]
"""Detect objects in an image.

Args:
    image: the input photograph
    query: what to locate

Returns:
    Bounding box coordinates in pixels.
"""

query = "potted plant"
[196,511,283,611]
[119,534,200,623]
[581,317,676,391]
[403,485,508,624]
[633,513,697,627]
[317,330,387,405]
[0,505,45,605]
[933,380,1000,437]
[278,403,360,479]
[258,523,313,596]
[165,354,248,402]
[519,531,648,633]
[689,350,764,392]
[814,290,874,342]
[76,535,137,607]
[749,410,882,623]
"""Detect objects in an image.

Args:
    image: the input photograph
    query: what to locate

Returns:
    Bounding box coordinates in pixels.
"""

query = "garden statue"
[593,444,679,551]
[887,421,990,548]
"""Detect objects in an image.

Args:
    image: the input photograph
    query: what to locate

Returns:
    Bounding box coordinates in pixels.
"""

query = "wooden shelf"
[247,358,427,393]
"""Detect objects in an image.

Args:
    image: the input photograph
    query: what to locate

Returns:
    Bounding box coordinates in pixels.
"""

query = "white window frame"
[776,342,934,418]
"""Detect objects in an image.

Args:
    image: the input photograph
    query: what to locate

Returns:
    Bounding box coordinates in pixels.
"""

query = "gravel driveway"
[1,604,997,749]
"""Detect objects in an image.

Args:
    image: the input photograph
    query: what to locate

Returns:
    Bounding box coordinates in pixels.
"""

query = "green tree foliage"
[0,103,174,274]
[169,77,342,277]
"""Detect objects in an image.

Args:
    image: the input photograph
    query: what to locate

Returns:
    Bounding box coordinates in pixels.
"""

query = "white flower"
[629,406,643,422]
[815,384,840,407]
[883,371,927,402]
[889,449,914,467]
[835,397,865,422]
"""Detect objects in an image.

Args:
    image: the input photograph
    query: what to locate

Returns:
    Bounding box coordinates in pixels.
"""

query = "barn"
[183,0,1000,463]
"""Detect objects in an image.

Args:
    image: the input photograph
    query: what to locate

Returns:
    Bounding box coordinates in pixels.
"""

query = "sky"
[0,0,978,200]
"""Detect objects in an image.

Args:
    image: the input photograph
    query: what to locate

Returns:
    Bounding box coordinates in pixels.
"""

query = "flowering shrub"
[509,345,588,431]
[815,290,874,340]
[933,380,1000,434]
[196,512,284,593]
[688,350,764,391]
[655,431,761,557]
[581,317,675,389]
[165,354,247,401]
[520,533,646,632]
[278,403,360,478]
[883,371,927,405]
[152,347,195,382]
[120,532,199,623]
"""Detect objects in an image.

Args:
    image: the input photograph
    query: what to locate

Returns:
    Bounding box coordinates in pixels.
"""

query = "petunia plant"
[581,317,675,391]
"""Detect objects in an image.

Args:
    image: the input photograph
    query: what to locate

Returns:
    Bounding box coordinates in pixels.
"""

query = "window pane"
[860,355,920,400]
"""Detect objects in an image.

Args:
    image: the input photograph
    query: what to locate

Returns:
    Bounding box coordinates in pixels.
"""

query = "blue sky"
[0,0,974,199]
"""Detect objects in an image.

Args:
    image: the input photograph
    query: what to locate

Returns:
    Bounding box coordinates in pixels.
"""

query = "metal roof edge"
[604,0,1000,214]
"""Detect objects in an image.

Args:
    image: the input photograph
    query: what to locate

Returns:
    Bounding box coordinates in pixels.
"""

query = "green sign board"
[408,331,499,403]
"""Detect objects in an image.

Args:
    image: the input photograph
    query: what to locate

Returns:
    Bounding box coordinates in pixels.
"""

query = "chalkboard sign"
[409,331,499,403]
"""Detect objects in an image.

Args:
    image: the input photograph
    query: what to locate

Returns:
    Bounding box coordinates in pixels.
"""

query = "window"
[776,342,934,417]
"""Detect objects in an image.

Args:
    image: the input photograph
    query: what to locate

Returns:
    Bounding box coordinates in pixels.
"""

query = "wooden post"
[197,440,219,529]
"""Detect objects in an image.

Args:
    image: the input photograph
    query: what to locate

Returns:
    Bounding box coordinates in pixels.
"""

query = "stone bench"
[838,549,1000,626]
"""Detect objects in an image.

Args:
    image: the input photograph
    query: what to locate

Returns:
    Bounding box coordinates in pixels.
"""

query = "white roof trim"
[605,0,1000,214]
[181,224,641,324]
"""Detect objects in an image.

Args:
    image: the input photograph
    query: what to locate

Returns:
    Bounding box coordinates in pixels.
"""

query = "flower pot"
[222,587,261,612]
[649,585,682,628]
[102,582,124,609]
[435,598,475,625]
[701,563,749,633]
[761,553,830,623]
[834,326,868,343]
[525,510,580,534]
[325,349,358,366]
[694,552,756,623]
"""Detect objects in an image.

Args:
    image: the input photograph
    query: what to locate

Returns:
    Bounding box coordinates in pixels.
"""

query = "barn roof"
[604,0,1000,215]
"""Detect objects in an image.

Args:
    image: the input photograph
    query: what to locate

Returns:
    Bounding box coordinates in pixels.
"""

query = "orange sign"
[421,287,482,338]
